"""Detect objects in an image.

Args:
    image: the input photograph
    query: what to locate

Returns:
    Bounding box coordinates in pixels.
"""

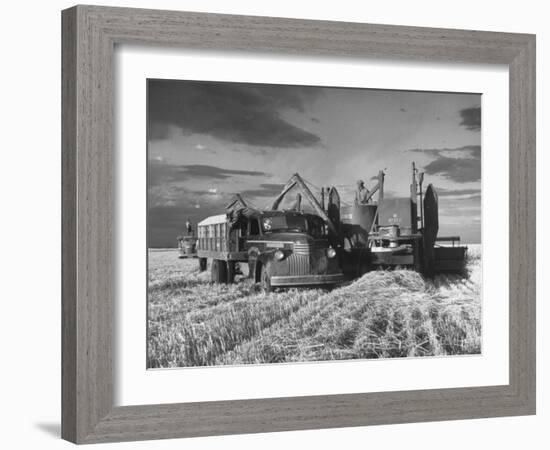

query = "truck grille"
[293,243,314,255]
[288,242,327,275]
[287,253,310,275]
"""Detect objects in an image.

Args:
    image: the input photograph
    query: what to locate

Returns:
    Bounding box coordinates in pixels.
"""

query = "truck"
[176,234,198,259]
[195,194,344,291]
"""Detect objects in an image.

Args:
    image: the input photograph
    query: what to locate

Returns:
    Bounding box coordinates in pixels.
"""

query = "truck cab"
[243,210,343,291]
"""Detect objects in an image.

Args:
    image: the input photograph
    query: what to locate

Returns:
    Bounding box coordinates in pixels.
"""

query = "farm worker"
[355,180,370,204]
[290,193,302,212]
[185,220,193,235]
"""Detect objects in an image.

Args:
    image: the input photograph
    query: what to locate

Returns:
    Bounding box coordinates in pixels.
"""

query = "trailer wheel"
[211,259,227,283]
[198,257,207,272]
[260,264,273,293]
[227,261,236,284]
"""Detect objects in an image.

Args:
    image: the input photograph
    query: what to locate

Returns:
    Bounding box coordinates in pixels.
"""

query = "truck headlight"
[274,250,285,261]
[327,247,336,258]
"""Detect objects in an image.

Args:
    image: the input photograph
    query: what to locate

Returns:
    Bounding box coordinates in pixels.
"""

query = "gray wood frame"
[62,5,536,444]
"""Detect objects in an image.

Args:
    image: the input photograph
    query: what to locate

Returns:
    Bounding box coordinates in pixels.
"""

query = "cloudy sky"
[148,79,481,247]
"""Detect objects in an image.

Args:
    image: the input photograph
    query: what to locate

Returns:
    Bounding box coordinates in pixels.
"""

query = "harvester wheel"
[198,257,207,272]
[260,264,273,293]
[211,259,228,283]
[226,261,236,284]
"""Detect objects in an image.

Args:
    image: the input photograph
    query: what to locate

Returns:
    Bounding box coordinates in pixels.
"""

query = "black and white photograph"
[146,79,482,368]
[2,0,543,447]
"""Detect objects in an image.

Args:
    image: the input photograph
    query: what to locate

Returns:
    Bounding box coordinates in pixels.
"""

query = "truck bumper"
[270,273,344,287]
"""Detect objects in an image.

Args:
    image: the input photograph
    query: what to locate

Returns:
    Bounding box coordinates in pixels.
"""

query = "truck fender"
[247,247,273,282]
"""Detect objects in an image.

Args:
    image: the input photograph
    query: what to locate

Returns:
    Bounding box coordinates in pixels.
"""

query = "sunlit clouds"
[148,79,481,246]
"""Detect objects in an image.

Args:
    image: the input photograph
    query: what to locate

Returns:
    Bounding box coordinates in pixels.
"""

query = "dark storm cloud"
[148,160,267,186]
[240,183,286,198]
[411,145,480,159]
[148,80,322,148]
[177,165,267,179]
[424,158,480,183]
[409,145,481,183]
[459,106,481,131]
[148,160,180,186]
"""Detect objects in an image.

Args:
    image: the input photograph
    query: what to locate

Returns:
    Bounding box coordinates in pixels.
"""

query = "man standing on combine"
[355,180,370,204]
[185,220,193,235]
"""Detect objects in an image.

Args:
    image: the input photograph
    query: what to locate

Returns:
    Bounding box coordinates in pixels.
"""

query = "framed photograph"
[62,5,536,444]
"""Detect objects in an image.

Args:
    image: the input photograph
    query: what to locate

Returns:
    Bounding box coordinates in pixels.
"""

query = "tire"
[226,261,236,284]
[260,263,273,293]
[198,257,207,272]
[211,259,219,283]
[211,259,228,283]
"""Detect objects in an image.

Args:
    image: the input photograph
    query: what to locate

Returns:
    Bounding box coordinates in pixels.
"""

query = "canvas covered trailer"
[196,214,230,256]
[196,210,260,261]
[195,213,242,276]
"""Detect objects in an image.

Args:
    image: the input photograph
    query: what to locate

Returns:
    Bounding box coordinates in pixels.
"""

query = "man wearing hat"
[185,220,193,235]
[355,180,370,204]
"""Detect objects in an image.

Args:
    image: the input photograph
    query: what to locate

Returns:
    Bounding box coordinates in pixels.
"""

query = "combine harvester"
[194,163,467,289]
[337,163,466,277]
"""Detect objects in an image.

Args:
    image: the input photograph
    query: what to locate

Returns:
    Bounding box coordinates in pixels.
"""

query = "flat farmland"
[147,246,482,368]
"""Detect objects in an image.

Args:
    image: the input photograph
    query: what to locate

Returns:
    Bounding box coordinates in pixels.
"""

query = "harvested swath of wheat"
[147,247,481,367]
[218,268,480,364]
[148,285,322,367]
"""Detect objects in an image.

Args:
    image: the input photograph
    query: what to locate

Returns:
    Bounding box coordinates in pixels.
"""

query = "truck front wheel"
[226,261,236,284]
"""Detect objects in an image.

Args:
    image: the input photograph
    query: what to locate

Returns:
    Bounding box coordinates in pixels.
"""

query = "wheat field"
[147,245,481,368]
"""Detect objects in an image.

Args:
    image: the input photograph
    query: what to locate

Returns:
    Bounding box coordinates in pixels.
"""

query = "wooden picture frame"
[62,5,536,444]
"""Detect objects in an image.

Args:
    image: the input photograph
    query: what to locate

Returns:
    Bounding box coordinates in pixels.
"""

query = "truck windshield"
[261,215,308,233]
[307,217,326,238]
